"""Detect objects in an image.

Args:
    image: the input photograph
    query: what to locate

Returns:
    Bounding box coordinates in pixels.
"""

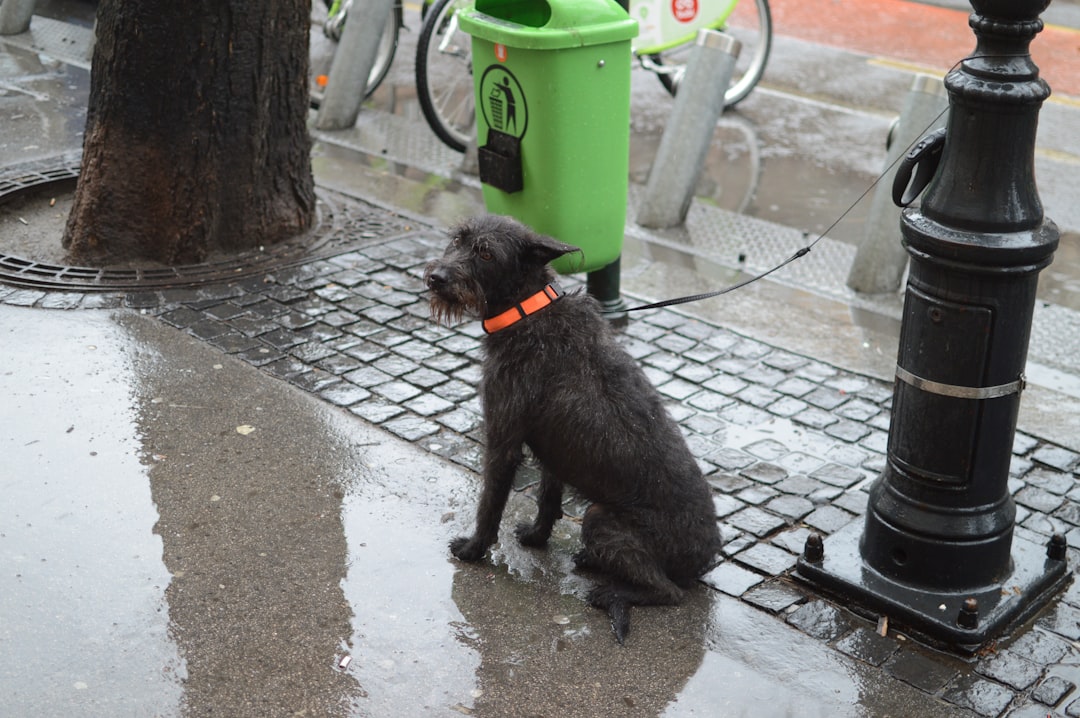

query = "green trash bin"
[457,0,638,274]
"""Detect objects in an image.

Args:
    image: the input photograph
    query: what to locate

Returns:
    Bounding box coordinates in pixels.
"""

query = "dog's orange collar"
[483,283,563,334]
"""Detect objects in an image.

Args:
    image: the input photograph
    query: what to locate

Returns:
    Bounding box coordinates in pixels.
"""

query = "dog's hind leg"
[577,504,686,643]
[515,468,563,548]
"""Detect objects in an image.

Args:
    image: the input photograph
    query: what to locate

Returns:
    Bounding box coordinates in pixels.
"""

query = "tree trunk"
[63,0,316,266]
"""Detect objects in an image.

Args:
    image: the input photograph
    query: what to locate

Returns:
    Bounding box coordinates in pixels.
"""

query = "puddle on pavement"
[0,305,990,717]
[0,306,184,716]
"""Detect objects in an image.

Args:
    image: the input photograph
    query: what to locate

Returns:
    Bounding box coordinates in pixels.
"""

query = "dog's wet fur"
[424,215,721,643]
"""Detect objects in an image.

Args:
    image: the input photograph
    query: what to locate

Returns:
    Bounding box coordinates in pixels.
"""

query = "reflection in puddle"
[0,307,183,716]
[338,447,481,715]
[122,313,360,717]
[337,436,713,716]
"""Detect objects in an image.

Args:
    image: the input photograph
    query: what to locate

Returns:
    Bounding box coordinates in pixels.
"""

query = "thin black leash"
[608,54,1010,314]
[614,116,940,314]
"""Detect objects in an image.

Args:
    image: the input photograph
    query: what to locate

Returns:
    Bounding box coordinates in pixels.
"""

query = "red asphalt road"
[768,0,1080,99]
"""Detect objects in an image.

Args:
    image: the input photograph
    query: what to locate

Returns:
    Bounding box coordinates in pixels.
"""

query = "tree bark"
[63,0,316,266]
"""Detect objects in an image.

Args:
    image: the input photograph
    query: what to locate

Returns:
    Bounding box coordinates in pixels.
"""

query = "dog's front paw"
[514,522,549,548]
[449,536,488,562]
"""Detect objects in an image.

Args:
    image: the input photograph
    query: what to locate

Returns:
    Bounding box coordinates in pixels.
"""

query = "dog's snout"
[426,267,448,289]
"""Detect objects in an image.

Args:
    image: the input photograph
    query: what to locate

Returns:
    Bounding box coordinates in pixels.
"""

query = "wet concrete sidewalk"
[4,2,1080,717]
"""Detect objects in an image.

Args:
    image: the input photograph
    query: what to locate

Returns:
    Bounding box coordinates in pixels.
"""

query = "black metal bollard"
[796,0,1069,650]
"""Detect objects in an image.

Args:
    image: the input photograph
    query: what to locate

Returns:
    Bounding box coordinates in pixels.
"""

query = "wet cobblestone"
[835,626,900,666]
[7,195,1080,717]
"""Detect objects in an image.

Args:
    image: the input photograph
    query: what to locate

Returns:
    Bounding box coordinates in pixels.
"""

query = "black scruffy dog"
[424,214,721,643]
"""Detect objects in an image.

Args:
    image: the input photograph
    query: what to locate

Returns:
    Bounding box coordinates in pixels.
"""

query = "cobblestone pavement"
[5,190,1080,717]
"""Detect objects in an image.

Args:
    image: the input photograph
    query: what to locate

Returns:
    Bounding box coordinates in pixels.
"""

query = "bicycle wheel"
[416,0,475,152]
[652,0,771,108]
[366,8,400,97]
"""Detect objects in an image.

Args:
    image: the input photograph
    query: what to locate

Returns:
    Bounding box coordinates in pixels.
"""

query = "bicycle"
[415,0,772,153]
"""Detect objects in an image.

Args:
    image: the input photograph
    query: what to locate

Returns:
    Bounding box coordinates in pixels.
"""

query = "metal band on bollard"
[894,366,1025,400]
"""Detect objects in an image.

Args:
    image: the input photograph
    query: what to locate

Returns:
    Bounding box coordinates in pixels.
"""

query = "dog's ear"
[526,232,579,267]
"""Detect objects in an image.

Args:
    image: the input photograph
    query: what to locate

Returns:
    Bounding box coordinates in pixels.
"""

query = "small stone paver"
[348,399,405,424]
[734,542,798,576]
[1033,675,1076,707]
[404,394,455,417]
[736,485,779,506]
[383,414,440,441]
[835,626,899,667]
[1016,485,1067,514]
[825,419,873,443]
[701,561,764,597]
[803,386,851,410]
[1008,628,1072,665]
[775,376,818,397]
[975,650,1043,690]
[803,505,856,534]
[728,506,788,538]
[1033,445,1080,472]
[743,440,787,461]
[883,649,960,693]
[786,600,852,641]
[702,373,748,396]
[435,408,482,435]
[289,370,339,392]
[793,407,839,429]
[739,462,788,485]
[708,448,755,472]
[811,462,867,488]
[1039,603,1080,641]
[319,382,372,407]
[765,494,815,520]
[708,472,753,493]
[712,494,745,519]
[941,674,1016,717]
[742,580,805,613]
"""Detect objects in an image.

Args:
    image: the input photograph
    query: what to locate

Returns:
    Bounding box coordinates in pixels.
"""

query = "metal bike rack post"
[314,0,395,131]
[797,0,1068,651]
[636,30,740,229]
[0,0,36,35]
[846,74,948,294]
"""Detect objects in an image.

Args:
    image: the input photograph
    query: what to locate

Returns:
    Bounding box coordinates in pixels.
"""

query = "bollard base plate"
[795,521,1070,652]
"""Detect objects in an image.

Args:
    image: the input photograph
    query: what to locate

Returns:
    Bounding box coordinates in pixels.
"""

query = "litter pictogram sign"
[479,65,528,140]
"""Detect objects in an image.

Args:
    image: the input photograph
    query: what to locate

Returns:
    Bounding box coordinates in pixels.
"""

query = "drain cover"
[0,157,412,292]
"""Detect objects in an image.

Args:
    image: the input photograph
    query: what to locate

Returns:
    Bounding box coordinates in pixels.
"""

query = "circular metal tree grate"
[0,157,411,292]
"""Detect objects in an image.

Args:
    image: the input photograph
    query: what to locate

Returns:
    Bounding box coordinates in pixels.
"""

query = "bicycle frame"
[631,0,739,55]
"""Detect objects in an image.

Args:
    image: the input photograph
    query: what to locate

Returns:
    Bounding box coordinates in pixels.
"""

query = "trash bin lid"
[459,0,638,50]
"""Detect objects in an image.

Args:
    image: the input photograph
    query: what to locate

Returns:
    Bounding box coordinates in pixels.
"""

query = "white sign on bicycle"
[632,0,739,52]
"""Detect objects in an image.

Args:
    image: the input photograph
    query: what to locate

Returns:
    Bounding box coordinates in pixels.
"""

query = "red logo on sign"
[671,0,698,23]
[495,43,508,62]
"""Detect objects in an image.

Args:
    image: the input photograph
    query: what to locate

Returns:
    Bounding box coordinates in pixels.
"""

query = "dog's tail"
[587,583,633,644]
[608,599,632,644]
